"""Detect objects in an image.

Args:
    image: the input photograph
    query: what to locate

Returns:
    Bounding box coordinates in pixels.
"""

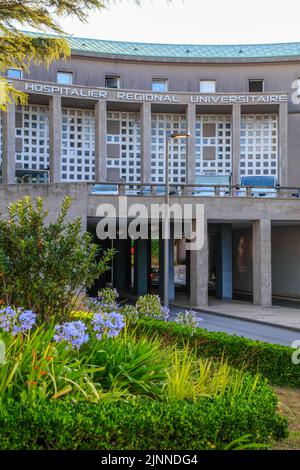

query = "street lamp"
[164,131,191,308]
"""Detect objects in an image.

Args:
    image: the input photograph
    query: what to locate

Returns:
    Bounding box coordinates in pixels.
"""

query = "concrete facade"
[0,183,88,225]
[4,48,300,183]
[0,183,300,305]
[1,36,300,308]
[0,81,289,186]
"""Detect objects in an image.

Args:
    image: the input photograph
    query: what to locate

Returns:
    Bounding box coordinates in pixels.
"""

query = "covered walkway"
[173,295,300,331]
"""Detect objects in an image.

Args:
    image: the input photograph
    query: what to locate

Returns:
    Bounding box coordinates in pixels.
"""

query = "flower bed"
[0,292,289,449]
[0,199,288,449]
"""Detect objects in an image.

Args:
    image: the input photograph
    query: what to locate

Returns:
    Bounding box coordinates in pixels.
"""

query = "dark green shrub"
[0,385,287,450]
[0,196,114,322]
[134,319,300,387]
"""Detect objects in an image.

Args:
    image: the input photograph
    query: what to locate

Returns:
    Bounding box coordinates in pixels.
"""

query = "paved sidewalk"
[172,297,300,332]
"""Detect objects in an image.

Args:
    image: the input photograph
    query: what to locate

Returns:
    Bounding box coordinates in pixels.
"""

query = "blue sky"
[58,0,299,45]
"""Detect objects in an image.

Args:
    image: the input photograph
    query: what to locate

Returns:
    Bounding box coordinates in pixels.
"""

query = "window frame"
[105,75,120,89]
[57,71,73,85]
[152,78,169,92]
[7,68,23,79]
[199,79,216,93]
[248,79,264,93]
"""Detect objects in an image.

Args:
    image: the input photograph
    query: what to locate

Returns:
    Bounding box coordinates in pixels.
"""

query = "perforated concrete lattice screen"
[240,114,278,177]
[62,108,95,182]
[107,111,141,183]
[195,115,232,176]
[1,106,280,184]
[151,113,187,183]
[15,105,49,173]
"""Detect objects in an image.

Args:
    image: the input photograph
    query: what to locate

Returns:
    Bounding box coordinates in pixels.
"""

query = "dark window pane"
[249,80,264,92]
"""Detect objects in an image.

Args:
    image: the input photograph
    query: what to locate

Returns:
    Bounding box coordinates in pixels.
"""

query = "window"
[200,80,216,93]
[249,80,264,92]
[105,76,120,89]
[7,68,22,79]
[57,71,73,85]
[152,78,168,92]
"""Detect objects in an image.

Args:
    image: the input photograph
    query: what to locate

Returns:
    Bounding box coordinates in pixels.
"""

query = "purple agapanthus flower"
[0,306,36,335]
[85,296,120,313]
[92,311,125,340]
[53,321,89,350]
[160,305,170,321]
[0,307,17,332]
[105,311,126,337]
[12,310,36,335]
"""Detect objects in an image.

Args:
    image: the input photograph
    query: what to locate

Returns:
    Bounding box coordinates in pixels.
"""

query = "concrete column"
[159,224,175,302]
[279,101,288,186]
[95,100,107,182]
[140,102,151,183]
[147,235,152,287]
[186,103,196,184]
[232,103,241,186]
[1,102,16,184]
[216,224,233,300]
[49,95,62,183]
[185,249,190,295]
[134,238,149,296]
[190,219,208,306]
[252,219,272,307]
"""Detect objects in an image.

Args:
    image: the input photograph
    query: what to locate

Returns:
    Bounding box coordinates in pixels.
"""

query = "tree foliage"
[0,0,122,110]
[0,196,115,323]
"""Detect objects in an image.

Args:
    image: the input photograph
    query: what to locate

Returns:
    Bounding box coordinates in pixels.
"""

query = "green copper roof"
[24,31,300,60]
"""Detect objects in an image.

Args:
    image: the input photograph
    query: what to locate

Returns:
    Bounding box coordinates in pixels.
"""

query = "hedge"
[0,389,287,450]
[135,319,300,387]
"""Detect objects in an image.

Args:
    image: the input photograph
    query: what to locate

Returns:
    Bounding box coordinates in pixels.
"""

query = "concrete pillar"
[140,102,151,183]
[49,95,62,183]
[1,102,16,184]
[95,100,107,182]
[159,224,175,302]
[147,235,152,287]
[279,101,288,186]
[232,103,241,186]
[134,238,149,296]
[190,219,208,306]
[216,224,233,300]
[186,103,196,184]
[252,219,272,307]
[185,249,190,295]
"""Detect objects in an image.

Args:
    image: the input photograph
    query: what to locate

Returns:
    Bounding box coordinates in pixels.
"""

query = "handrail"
[89,182,300,199]
[0,180,299,198]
